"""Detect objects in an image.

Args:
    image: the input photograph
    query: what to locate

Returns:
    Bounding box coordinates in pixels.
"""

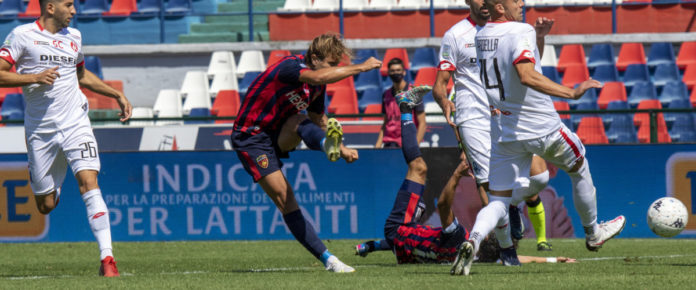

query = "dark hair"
[387,58,404,70]
[39,0,59,11]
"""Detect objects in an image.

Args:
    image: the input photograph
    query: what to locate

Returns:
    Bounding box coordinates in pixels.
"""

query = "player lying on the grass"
[0,0,132,277]
[231,33,381,273]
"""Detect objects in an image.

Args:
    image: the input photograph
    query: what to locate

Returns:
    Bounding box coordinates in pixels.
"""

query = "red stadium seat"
[18,0,40,17]
[576,117,609,144]
[267,50,291,68]
[633,99,662,127]
[677,42,696,70]
[328,87,358,121]
[82,80,124,109]
[380,48,410,76]
[102,0,136,16]
[557,44,586,73]
[211,90,240,124]
[0,87,21,104]
[617,43,646,71]
[597,82,627,109]
[561,64,589,88]
[691,87,696,108]
[637,114,671,143]
[327,75,356,97]
[683,63,696,90]
[553,101,570,120]
[413,67,453,91]
[362,103,383,121]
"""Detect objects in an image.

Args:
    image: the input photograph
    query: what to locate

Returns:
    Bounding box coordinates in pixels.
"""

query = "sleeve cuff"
[513,50,535,65]
[438,60,455,71]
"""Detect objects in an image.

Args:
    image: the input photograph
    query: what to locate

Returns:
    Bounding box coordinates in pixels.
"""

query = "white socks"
[567,161,599,235]
[82,189,113,260]
[469,195,511,252]
[512,170,549,205]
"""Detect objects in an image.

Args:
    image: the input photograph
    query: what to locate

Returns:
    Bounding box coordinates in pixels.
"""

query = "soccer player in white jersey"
[0,0,132,277]
[450,0,626,276]
[433,0,553,254]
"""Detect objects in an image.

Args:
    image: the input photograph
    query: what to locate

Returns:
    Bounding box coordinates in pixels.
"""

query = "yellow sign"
[666,153,696,233]
[0,162,48,240]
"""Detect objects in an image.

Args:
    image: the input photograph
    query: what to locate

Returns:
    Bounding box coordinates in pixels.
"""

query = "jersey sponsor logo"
[256,154,269,169]
[70,41,78,52]
[469,58,477,64]
[40,54,77,65]
[286,90,309,111]
[0,161,49,240]
[33,41,49,46]
[665,152,696,233]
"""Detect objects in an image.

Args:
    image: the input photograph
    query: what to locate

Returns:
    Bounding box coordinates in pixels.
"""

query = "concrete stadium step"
[204,14,269,24]
[178,32,269,43]
[218,1,285,12]
[190,22,268,34]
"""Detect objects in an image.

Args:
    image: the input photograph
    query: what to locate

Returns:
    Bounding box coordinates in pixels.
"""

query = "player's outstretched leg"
[77,171,119,277]
[395,85,430,112]
[294,116,344,162]
[355,239,391,257]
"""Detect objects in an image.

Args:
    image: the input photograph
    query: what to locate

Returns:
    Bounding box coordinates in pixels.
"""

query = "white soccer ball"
[647,197,689,238]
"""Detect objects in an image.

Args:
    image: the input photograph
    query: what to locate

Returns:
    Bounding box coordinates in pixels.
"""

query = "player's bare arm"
[311,111,359,163]
[375,115,387,148]
[77,65,132,122]
[534,17,554,57]
[299,57,381,86]
[515,60,602,100]
[415,111,426,143]
[433,70,456,127]
[0,61,59,86]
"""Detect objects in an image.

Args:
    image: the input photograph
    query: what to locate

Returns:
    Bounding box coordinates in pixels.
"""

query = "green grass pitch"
[1,238,695,289]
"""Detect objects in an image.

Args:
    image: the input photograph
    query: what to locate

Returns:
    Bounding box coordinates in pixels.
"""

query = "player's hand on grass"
[35,66,60,85]
[572,78,602,99]
[360,57,382,72]
[534,17,555,38]
[116,94,133,122]
[340,145,359,163]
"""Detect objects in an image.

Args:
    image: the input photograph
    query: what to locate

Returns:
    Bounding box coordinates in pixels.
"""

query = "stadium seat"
[129,107,154,126]
[80,0,109,15]
[587,44,615,69]
[0,93,24,126]
[664,98,691,128]
[658,81,688,107]
[425,101,446,123]
[362,103,383,121]
[597,82,627,109]
[207,51,236,78]
[103,0,136,16]
[0,0,24,16]
[358,87,383,112]
[211,90,240,124]
[647,42,676,68]
[397,0,426,9]
[135,0,160,14]
[627,81,657,108]
[591,64,619,83]
[310,0,338,11]
[683,63,696,90]
[354,68,383,94]
[677,42,696,70]
[603,100,630,128]
[85,56,104,80]
[637,114,671,143]
[540,45,558,67]
[182,87,211,115]
[617,43,646,71]
[239,71,261,99]
[187,108,212,124]
[411,47,439,73]
[557,44,586,72]
[569,86,599,109]
[343,0,368,10]
[571,101,599,129]
[354,49,379,63]
[606,114,637,144]
[0,87,22,104]
[17,0,40,17]
[165,0,190,13]
[669,114,696,142]
[82,81,122,109]
[236,50,266,78]
[267,50,291,68]
[381,48,410,76]
[327,87,359,121]
[153,89,183,125]
[622,64,650,88]
[553,101,572,129]
[576,117,609,144]
[433,0,456,8]
[279,0,311,11]
[414,67,453,91]
[652,63,680,86]
[542,66,561,84]
[368,0,397,10]
[561,65,590,88]
[634,99,662,127]
[210,72,239,97]
[180,71,209,100]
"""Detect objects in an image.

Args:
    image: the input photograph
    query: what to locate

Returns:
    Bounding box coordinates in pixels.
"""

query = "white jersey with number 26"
[475,21,561,142]
[0,21,87,133]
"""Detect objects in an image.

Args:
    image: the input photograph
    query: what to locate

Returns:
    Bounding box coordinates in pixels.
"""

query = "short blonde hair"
[306,33,352,64]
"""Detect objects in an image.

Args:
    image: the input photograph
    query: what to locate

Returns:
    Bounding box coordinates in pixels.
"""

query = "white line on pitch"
[578,254,696,261]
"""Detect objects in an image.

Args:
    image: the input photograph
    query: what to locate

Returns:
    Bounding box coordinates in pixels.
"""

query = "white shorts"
[459,126,491,184]
[26,122,101,195]
[489,124,585,191]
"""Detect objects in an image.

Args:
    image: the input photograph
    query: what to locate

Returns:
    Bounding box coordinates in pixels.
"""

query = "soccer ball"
[647,197,689,238]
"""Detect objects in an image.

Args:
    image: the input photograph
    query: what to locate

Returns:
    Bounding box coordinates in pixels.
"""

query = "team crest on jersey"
[256,155,269,169]
[70,41,78,52]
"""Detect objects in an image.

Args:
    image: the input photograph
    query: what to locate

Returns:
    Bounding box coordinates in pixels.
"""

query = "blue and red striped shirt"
[234,55,326,134]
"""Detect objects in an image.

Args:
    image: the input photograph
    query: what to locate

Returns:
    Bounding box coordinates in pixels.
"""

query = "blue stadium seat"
[411,47,439,73]
[542,66,561,84]
[1,93,25,126]
[80,0,109,15]
[652,63,680,86]
[659,81,689,107]
[622,64,650,88]
[85,56,103,80]
[186,108,212,124]
[627,81,657,108]
[354,69,382,94]
[647,42,676,68]
[664,98,691,128]
[591,64,619,83]
[587,44,615,69]
[135,0,161,14]
[568,86,598,110]
[0,0,24,16]
[571,101,599,129]
[602,100,630,128]
[669,114,696,143]
[238,71,261,99]
[606,115,637,144]
[354,49,379,63]
[166,0,192,13]
[358,88,383,113]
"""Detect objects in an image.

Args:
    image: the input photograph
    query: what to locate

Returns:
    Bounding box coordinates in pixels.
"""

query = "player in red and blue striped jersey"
[231,33,381,273]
